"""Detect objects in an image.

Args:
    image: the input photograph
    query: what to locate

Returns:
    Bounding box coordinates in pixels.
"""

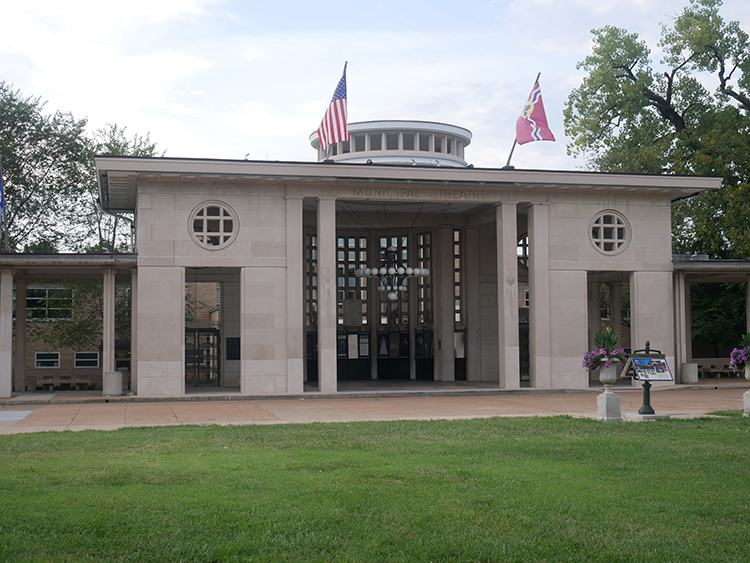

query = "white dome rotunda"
[310,120,472,167]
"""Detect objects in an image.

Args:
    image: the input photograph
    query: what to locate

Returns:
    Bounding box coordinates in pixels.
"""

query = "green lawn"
[1,415,749,562]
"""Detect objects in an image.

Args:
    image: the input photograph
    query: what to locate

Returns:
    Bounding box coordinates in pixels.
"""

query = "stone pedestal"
[743,390,750,417]
[681,363,698,384]
[597,389,622,422]
[103,371,123,397]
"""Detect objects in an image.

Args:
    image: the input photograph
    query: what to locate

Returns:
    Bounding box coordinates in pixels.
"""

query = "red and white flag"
[318,65,349,152]
[516,82,555,145]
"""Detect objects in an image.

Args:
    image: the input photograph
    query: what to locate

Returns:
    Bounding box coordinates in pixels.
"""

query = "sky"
[2,0,749,170]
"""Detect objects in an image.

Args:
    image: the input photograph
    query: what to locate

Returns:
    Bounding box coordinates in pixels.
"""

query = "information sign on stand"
[620,341,673,415]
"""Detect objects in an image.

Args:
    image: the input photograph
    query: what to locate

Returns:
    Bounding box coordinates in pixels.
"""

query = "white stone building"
[2,120,744,398]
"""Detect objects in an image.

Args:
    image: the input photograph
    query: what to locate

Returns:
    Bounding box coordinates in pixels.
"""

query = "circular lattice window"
[189,201,238,250]
[589,210,630,255]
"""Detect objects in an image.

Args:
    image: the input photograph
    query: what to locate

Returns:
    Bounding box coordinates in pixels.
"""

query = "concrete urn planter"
[599,365,618,387]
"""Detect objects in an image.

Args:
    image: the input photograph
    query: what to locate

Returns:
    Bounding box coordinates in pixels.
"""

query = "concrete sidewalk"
[0,383,747,434]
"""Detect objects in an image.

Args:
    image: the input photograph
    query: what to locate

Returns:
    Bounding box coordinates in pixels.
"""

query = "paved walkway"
[0,381,746,434]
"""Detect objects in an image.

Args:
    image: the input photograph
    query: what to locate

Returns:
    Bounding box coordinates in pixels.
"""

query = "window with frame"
[379,236,409,328]
[453,229,462,325]
[189,201,238,250]
[590,211,630,255]
[27,287,73,320]
[305,234,318,327]
[517,233,529,270]
[35,352,60,368]
[417,232,432,326]
[337,236,368,326]
[74,352,99,368]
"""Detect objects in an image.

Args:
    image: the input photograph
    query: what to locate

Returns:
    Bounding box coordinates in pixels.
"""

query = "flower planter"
[599,365,617,387]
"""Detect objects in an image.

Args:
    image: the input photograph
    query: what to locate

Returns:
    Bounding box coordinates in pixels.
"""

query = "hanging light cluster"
[354,245,429,301]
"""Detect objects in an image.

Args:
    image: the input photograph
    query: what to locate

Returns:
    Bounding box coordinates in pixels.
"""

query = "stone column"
[0,269,13,398]
[130,269,138,395]
[464,227,481,381]
[588,280,601,349]
[630,270,676,381]
[102,268,117,374]
[136,266,185,397]
[14,277,26,392]
[434,227,455,382]
[317,197,337,393]
[496,203,520,389]
[528,203,551,388]
[286,196,305,393]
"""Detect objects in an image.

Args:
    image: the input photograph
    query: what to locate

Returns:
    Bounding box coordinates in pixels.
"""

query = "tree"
[564,0,750,259]
[0,81,89,252]
[689,282,747,355]
[81,124,162,253]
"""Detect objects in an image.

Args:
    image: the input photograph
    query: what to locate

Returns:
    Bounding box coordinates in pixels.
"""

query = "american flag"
[317,65,349,153]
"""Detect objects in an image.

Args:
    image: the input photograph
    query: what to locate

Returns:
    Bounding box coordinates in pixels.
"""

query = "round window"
[589,210,630,255]
[189,201,238,250]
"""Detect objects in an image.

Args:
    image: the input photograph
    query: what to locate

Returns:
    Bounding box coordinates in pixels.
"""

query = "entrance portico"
[0,121,727,399]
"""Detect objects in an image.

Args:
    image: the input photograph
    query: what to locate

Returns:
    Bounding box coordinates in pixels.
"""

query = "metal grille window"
[517,233,529,270]
[417,232,432,326]
[337,236,368,325]
[454,229,462,325]
[305,234,318,327]
[379,236,409,327]
[190,201,238,250]
[27,287,73,320]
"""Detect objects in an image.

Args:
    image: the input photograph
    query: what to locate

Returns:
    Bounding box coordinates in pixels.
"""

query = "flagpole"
[504,72,542,169]
[322,61,348,162]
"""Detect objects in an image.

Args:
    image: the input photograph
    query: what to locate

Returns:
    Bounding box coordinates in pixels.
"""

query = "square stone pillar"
[630,270,676,381]
[496,203,520,389]
[130,269,138,395]
[0,269,14,398]
[317,197,337,393]
[13,277,26,392]
[464,227,481,381]
[286,196,305,393]
[433,227,455,382]
[528,203,551,388]
[102,268,117,374]
[136,266,185,397]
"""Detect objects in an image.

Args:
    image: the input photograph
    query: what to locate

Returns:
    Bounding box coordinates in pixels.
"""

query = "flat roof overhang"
[673,256,750,283]
[96,156,723,213]
[0,254,137,280]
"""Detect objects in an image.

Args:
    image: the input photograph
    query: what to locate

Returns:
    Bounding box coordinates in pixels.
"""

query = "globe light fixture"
[355,245,429,301]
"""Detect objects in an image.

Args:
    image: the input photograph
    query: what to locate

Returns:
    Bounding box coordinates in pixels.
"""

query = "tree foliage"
[564,0,750,258]
[83,124,161,253]
[689,282,747,354]
[0,82,89,252]
[0,81,162,253]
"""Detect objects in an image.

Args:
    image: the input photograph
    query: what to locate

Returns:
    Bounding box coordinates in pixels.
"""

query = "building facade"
[0,121,735,397]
